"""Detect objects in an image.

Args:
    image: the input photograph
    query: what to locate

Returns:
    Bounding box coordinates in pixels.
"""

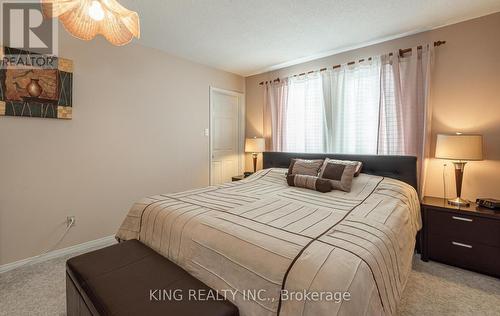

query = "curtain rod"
[258,40,446,85]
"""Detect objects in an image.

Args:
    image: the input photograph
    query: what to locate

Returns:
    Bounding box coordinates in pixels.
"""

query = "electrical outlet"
[67,216,76,228]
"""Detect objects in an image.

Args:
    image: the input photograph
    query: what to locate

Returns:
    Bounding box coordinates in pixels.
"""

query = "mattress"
[116,168,421,316]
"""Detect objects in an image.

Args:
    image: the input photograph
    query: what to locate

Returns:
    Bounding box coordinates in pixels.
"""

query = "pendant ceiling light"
[41,0,140,46]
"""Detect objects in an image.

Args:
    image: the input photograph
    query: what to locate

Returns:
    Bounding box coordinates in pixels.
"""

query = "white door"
[210,87,244,185]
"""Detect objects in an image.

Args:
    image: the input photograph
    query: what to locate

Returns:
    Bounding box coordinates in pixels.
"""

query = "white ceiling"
[120,0,500,76]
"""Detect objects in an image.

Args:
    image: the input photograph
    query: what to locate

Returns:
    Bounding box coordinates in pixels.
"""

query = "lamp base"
[252,153,258,173]
[447,197,470,207]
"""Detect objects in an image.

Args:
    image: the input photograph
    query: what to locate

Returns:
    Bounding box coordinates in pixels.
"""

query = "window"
[283,60,383,155]
[264,49,432,196]
[285,74,325,153]
[378,63,404,155]
[329,63,381,154]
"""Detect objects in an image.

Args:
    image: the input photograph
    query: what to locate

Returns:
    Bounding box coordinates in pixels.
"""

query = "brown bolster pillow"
[287,174,332,193]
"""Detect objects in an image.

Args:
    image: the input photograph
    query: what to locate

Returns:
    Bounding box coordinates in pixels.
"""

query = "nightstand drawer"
[428,234,500,277]
[427,210,500,247]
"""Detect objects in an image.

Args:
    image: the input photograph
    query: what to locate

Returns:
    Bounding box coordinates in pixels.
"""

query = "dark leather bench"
[66,239,239,316]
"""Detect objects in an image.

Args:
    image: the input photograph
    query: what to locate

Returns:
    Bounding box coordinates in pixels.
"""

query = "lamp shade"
[435,134,483,161]
[42,0,140,46]
[245,138,265,153]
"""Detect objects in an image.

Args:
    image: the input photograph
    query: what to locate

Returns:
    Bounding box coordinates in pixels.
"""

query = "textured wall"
[245,12,500,201]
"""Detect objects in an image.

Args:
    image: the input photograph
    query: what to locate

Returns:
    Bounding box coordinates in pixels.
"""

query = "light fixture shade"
[41,0,140,46]
[435,134,483,161]
[245,137,265,153]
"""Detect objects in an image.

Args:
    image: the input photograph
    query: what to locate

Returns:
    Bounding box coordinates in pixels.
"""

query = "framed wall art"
[0,47,73,119]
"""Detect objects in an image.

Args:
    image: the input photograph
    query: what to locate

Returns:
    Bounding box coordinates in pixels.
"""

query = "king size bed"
[116,152,421,316]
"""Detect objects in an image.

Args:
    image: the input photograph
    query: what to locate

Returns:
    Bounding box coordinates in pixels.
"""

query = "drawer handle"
[452,216,473,222]
[452,241,472,248]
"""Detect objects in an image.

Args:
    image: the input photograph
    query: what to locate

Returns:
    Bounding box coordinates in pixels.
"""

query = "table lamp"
[435,133,483,207]
[245,137,265,173]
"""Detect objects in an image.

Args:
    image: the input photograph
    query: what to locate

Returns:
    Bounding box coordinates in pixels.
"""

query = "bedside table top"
[231,175,245,181]
[422,196,500,219]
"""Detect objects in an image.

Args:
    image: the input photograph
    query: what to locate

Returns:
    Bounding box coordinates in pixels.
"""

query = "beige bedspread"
[116,168,421,316]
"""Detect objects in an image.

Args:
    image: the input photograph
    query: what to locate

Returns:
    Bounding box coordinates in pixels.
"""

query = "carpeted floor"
[1,252,499,316]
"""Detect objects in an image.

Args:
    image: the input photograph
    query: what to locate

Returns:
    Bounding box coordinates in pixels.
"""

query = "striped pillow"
[319,158,358,192]
[288,159,324,176]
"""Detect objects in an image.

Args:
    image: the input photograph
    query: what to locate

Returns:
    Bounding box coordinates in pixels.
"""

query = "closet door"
[210,87,244,185]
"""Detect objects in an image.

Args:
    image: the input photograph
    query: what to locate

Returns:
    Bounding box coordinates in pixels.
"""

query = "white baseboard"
[0,235,117,274]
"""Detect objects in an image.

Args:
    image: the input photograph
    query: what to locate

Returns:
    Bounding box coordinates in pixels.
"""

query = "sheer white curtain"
[378,45,434,194]
[285,73,325,153]
[263,79,289,151]
[321,57,382,154]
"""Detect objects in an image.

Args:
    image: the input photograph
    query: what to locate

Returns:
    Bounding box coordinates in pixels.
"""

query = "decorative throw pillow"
[287,159,324,176]
[319,158,358,192]
[354,161,363,176]
[287,174,332,193]
[345,160,363,177]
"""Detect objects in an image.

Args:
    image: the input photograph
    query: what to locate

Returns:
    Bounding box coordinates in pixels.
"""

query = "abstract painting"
[0,47,73,119]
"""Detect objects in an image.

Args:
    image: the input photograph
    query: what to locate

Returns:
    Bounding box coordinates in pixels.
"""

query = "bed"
[116,152,421,316]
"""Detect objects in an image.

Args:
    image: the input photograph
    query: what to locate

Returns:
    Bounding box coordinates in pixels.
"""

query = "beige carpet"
[1,252,499,316]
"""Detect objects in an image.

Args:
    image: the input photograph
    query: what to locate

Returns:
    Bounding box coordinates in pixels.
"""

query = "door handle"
[452,216,472,222]
[452,241,472,248]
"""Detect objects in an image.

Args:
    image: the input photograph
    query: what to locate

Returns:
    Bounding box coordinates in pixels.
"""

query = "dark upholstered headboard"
[263,152,418,190]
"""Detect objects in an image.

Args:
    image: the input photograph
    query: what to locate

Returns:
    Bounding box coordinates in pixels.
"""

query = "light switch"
[204,128,209,136]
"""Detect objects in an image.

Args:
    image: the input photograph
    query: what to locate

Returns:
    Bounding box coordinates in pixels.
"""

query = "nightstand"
[231,175,245,182]
[421,196,500,277]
